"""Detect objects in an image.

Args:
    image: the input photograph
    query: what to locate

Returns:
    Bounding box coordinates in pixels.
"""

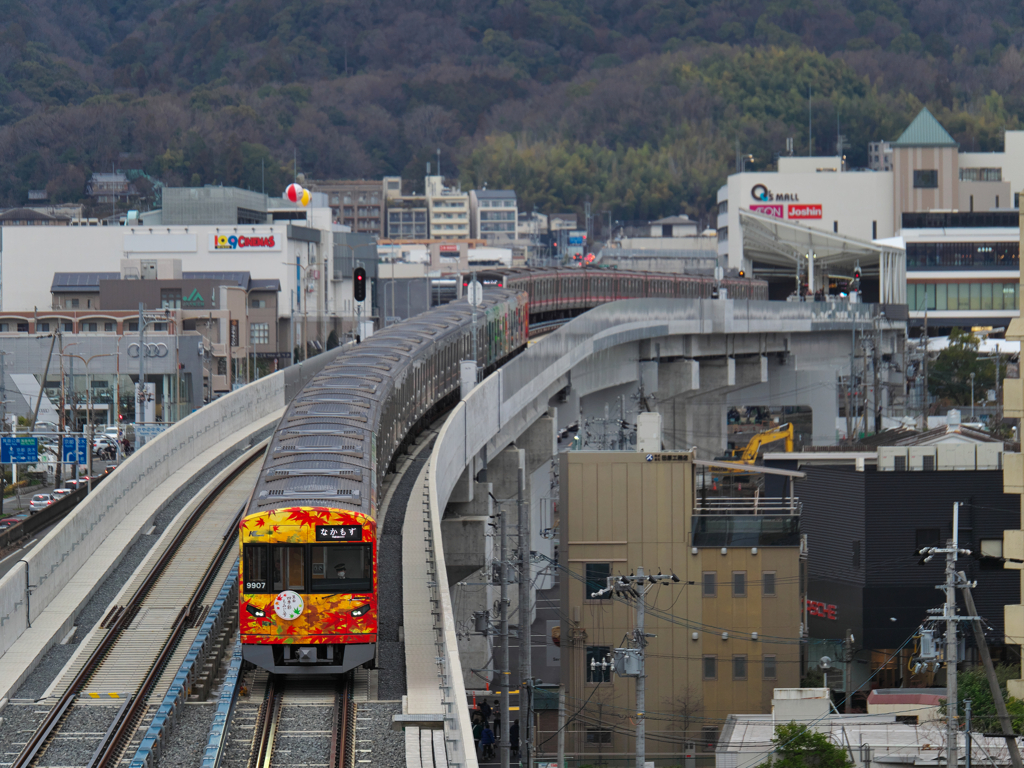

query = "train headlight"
[246,604,265,618]
[351,603,371,617]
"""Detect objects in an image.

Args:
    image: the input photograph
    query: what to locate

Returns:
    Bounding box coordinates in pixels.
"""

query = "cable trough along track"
[246,674,354,768]
[11,445,266,768]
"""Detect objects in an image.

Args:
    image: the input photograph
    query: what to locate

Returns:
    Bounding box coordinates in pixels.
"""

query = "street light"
[136,304,172,451]
[970,371,976,420]
[60,347,116,491]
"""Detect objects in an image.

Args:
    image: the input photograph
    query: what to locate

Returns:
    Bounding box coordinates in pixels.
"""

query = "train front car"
[240,508,378,673]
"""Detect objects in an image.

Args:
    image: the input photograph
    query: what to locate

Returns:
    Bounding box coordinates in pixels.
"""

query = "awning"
[739,209,906,304]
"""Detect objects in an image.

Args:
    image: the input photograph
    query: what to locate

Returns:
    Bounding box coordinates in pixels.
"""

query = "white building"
[468,189,517,245]
[425,175,470,240]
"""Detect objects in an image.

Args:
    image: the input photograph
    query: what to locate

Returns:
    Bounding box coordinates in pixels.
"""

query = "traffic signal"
[853,265,861,280]
[353,267,366,302]
[738,269,745,278]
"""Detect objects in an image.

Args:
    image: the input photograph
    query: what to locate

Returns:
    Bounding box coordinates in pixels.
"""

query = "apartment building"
[304,179,385,236]
[559,451,803,763]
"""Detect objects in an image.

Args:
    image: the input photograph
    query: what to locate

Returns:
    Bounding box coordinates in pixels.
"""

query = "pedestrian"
[492,700,501,738]
[510,719,520,758]
[472,718,483,756]
[479,698,492,725]
[480,723,495,759]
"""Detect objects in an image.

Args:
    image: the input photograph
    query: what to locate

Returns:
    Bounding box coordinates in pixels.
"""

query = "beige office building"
[557,452,804,764]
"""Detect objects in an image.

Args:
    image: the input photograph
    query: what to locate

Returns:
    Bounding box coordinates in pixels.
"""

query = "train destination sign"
[315,525,363,542]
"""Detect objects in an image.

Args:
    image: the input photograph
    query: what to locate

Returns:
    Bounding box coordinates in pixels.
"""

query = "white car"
[29,493,54,512]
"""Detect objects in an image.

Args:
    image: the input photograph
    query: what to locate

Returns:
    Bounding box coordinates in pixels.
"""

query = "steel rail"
[328,675,353,768]
[11,448,265,768]
[249,676,280,768]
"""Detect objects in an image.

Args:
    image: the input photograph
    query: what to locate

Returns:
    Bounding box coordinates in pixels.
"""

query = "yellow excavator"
[719,423,794,470]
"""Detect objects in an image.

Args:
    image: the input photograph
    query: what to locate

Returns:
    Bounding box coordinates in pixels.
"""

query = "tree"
[939,663,1024,733]
[928,328,995,406]
[756,722,855,768]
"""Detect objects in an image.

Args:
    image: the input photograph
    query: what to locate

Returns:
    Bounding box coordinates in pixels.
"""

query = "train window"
[311,544,373,593]
[243,544,271,592]
[273,545,306,592]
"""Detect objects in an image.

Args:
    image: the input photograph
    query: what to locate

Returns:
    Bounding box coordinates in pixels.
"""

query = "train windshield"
[273,545,306,592]
[311,544,373,594]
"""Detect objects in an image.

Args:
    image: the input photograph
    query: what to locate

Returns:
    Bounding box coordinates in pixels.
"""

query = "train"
[463,266,768,322]
[239,289,530,673]
[239,267,768,675]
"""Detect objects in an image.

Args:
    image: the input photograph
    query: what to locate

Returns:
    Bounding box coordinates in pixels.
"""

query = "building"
[469,189,517,245]
[384,176,429,239]
[559,451,803,763]
[716,690,1016,768]
[425,175,470,240]
[0,186,373,359]
[0,208,70,226]
[86,172,134,204]
[161,186,268,226]
[902,210,1019,326]
[765,436,1017,699]
[303,179,384,235]
[868,141,892,172]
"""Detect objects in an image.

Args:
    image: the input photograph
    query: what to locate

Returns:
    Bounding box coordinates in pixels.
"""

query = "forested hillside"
[2,0,1023,223]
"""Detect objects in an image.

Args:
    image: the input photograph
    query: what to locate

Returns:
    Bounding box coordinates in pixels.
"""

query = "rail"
[11,447,263,768]
[694,497,802,516]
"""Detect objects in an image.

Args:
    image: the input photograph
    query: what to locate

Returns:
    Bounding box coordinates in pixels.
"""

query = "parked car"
[29,493,54,512]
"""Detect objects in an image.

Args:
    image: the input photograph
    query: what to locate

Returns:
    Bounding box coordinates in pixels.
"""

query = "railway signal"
[353,266,366,302]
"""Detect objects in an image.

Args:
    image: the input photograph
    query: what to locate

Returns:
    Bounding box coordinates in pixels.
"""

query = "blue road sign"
[2,436,39,464]
[62,437,88,464]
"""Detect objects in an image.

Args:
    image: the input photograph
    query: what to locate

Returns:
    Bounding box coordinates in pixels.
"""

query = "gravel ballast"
[354,701,405,768]
[12,425,276,702]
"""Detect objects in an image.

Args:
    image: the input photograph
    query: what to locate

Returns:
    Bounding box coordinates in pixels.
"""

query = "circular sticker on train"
[273,590,304,620]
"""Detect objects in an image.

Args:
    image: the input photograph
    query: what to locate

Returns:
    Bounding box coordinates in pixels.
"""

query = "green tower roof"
[893,107,958,147]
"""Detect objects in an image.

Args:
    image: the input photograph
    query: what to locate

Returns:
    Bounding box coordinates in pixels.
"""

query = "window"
[70,298,80,308]
[916,528,941,551]
[310,544,373,593]
[38,322,49,332]
[127,321,139,331]
[853,540,862,569]
[0,323,7,332]
[586,729,612,744]
[16,322,28,333]
[702,571,716,597]
[586,646,611,683]
[763,654,777,679]
[251,298,267,309]
[63,322,73,332]
[585,563,611,599]
[914,170,938,188]
[105,322,115,332]
[762,571,776,597]
[733,655,748,680]
[701,727,718,753]
[85,322,97,332]
[732,571,746,597]
[161,289,181,309]
[703,655,717,680]
[251,323,270,345]
[960,168,1002,182]
[243,544,271,592]
[153,322,167,331]
[272,545,306,591]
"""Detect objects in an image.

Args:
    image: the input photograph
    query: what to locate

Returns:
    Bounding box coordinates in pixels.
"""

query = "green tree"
[928,328,995,407]
[939,663,1024,733]
[756,722,855,768]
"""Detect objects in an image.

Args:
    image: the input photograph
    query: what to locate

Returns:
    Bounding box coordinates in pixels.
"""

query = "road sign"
[62,437,88,464]
[2,436,39,464]
[467,281,483,307]
[135,424,168,438]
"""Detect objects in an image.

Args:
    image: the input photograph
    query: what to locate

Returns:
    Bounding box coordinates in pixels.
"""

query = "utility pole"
[591,568,680,768]
[873,321,882,433]
[499,495,510,768]
[922,314,929,430]
[965,699,972,768]
[958,575,1024,768]
[517,452,532,768]
[945,503,959,768]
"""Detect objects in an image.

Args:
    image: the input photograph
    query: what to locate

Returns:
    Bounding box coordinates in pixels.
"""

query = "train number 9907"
[245,581,266,591]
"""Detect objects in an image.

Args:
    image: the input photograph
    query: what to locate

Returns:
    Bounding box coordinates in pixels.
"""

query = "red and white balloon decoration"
[284,182,309,205]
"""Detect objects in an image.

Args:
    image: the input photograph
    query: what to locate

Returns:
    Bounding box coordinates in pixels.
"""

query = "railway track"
[245,674,354,768]
[10,445,266,768]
